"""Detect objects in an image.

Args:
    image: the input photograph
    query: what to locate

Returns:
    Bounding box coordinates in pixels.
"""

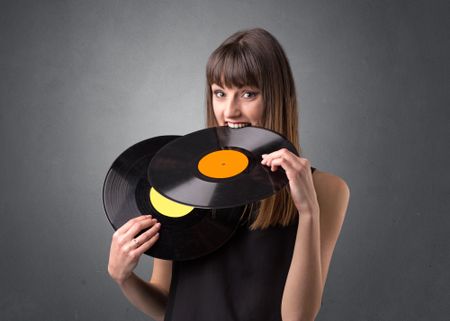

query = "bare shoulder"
[310,168,350,286]
[312,169,350,199]
[150,258,173,297]
[312,169,350,219]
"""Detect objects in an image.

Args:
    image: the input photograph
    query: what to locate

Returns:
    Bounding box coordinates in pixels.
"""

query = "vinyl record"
[148,126,298,209]
[102,136,245,261]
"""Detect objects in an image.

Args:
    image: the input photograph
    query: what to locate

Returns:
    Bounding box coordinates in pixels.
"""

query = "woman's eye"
[243,91,257,98]
[214,90,225,98]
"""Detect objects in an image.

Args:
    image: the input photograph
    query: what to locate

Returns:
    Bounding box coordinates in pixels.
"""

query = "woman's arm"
[117,272,168,321]
[281,171,350,321]
[108,216,172,321]
[116,258,172,321]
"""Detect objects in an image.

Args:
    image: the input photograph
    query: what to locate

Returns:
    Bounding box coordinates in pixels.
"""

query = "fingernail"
[262,154,268,158]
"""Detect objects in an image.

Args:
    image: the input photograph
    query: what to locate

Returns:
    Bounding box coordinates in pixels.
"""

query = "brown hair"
[205,28,302,230]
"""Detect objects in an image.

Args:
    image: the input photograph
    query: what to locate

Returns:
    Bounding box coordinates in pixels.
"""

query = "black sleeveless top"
[164,167,317,321]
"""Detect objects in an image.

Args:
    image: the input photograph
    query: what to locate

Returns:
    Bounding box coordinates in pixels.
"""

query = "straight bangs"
[206,44,262,90]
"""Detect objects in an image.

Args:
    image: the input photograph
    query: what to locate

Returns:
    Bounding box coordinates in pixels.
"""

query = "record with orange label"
[148,126,298,209]
[102,136,245,261]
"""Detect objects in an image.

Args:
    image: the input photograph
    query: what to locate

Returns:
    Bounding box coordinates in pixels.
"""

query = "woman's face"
[211,83,264,128]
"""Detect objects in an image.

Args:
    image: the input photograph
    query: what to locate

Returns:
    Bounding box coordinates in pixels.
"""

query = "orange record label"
[198,149,249,179]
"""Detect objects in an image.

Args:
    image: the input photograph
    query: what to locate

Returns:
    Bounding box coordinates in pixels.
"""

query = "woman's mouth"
[226,122,251,129]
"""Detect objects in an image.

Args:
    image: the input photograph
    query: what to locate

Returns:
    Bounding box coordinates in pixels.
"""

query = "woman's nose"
[223,99,241,118]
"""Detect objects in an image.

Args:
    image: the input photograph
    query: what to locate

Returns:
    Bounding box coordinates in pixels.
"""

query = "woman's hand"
[261,148,319,216]
[108,215,161,285]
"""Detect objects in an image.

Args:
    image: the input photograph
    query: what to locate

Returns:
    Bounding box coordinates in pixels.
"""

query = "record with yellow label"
[102,136,245,261]
[148,126,298,209]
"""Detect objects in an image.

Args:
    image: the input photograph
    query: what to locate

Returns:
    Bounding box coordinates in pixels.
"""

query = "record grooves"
[148,126,298,209]
[102,136,245,261]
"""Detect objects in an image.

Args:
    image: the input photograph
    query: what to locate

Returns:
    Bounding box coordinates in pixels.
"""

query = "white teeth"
[227,123,251,129]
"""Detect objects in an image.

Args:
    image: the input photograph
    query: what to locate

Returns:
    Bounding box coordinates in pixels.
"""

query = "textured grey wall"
[1,0,449,320]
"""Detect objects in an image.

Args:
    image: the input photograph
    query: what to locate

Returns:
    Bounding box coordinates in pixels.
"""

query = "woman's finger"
[261,148,293,160]
[134,232,160,256]
[123,217,158,241]
[130,222,161,254]
[116,214,152,234]
[268,157,295,173]
[132,221,161,246]
[121,237,140,254]
[138,221,161,239]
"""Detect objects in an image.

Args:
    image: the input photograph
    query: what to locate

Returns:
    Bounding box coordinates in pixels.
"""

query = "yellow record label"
[150,187,194,218]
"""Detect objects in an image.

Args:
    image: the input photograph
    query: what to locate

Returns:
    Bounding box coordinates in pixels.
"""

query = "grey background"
[1,0,449,320]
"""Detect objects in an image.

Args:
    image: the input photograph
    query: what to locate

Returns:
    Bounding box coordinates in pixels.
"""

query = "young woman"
[108,28,350,321]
